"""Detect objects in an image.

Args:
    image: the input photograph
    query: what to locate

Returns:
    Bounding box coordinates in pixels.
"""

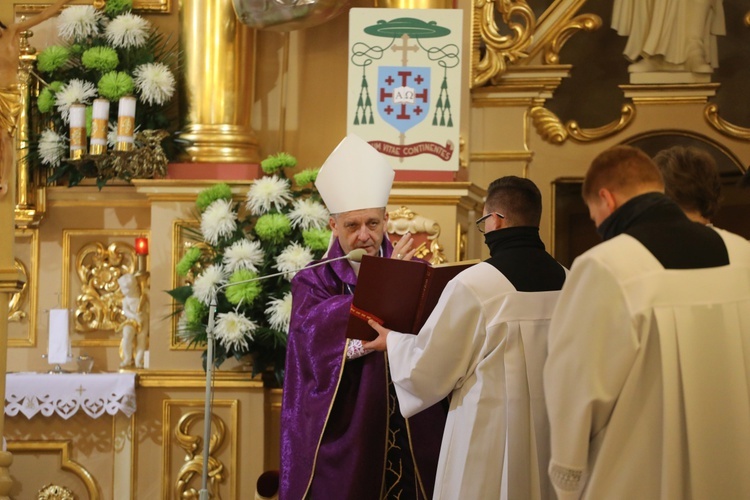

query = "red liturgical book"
[346,255,478,341]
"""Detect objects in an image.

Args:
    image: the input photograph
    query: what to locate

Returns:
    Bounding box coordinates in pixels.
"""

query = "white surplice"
[386,262,561,500]
[545,229,750,500]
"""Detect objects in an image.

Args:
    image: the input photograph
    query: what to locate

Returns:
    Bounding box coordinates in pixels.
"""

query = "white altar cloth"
[5,372,136,420]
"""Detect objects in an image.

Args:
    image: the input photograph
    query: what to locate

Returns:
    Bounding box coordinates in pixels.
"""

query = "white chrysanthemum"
[134,62,176,106]
[176,314,193,343]
[275,242,314,280]
[105,13,150,49]
[215,311,257,352]
[288,198,329,230]
[245,177,293,215]
[107,121,118,147]
[55,79,97,124]
[58,5,103,41]
[222,239,264,273]
[201,198,237,245]
[38,129,67,167]
[192,265,227,305]
[265,292,293,332]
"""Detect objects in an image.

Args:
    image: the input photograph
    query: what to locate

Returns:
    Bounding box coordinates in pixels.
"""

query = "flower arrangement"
[34,0,179,187]
[168,153,331,384]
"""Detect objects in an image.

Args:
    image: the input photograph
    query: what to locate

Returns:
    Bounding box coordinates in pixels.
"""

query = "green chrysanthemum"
[69,43,85,56]
[176,246,203,277]
[85,106,93,136]
[261,152,297,174]
[225,269,262,305]
[105,0,133,16]
[294,168,319,187]
[81,46,119,72]
[37,45,70,73]
[97,71,134,101]
[196,183,233,212]
[184,296,207,325]
[303,228,332,251]
[37,88,56,113]
[254,214,292,243]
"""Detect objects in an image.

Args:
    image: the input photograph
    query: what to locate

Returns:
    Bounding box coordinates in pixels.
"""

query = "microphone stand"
[198,248,365,498]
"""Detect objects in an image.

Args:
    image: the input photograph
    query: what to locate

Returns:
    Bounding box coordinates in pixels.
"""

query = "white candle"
[90,98,109,154]
[116,96,136,151]
[69,103,86,159]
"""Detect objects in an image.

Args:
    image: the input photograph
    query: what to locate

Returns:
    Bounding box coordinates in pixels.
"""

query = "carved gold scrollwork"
[704,103,750,140]
[37,484,76,500]
[529,104,636,144]
[544,14,602,64]
[529,106,568,144]
[175,411,226,499]
[75,242,136,332]
[387,206,447,265]
[472,0,536,87]
[8,258,28,322]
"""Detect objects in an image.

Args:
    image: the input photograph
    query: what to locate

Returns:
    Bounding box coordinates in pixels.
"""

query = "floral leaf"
[167,285,193,304]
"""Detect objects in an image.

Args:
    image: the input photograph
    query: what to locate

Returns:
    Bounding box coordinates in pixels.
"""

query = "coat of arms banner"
[348,8,463,171]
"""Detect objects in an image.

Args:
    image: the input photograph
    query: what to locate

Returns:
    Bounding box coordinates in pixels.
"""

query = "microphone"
[198,246,367,498]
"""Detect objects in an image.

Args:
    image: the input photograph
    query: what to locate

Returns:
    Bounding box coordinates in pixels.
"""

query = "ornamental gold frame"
[15,0,171,18]
[6,440,99,499]
[9,228,39,347]
[170,219,201,350]
[62,229,148,347]
[162,399,239,500]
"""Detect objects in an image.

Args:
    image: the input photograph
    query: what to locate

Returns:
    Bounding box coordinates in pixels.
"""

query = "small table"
[5,372,137,420]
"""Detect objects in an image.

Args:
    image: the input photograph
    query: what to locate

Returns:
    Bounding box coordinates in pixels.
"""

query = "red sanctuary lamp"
[135,237,149,255]
[135,237,149,277]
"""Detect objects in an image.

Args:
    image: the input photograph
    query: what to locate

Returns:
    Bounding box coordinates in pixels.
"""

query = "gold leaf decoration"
[704,103,750,140]
[37,484,75,500]
[530,104,635,144]
[75,242,136,332]
[472,0,536,87]
[175,411,226,499]
[529,106,568,144]
[8,258,28,322]
[95,130,170,182]
[544,14,602,65]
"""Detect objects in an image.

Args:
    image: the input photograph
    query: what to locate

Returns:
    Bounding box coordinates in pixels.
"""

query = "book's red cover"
[346,256,477,341]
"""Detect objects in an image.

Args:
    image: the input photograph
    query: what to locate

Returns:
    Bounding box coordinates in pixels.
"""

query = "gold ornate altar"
[1,0,750,498]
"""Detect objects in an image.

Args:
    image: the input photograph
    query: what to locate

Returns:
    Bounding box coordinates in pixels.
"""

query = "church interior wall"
[1,0,750,496]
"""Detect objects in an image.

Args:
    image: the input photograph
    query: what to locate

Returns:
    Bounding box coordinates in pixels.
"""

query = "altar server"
[366,176,566,499]
[544,145,750,499]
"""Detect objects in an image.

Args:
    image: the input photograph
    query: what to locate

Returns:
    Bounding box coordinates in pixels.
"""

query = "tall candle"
[69,103,86,160]
[90,98,109,155]
[115,96,136,152]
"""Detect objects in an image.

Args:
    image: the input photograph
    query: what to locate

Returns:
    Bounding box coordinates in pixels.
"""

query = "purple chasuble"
[280,238,445,499]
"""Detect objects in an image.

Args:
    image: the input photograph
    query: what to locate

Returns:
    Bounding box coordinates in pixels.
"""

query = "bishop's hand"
[391,232,416,261]
[362,319,389,352]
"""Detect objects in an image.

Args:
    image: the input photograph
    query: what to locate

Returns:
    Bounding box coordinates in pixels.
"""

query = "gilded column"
[15,30,45,228]
[0,89,22,500]
[178,0,260,163]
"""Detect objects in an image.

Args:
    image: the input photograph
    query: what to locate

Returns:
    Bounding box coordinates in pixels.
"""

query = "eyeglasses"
[475,212,505,233]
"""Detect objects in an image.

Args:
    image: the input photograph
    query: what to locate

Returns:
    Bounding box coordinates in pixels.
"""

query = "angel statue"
[117,273,149,368]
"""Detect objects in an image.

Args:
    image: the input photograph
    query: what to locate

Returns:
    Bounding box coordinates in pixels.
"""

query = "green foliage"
[168,155,326,382]
[34,5,181,187]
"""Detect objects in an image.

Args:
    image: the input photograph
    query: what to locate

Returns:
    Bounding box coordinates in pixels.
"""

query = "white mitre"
[315,133,394,214]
